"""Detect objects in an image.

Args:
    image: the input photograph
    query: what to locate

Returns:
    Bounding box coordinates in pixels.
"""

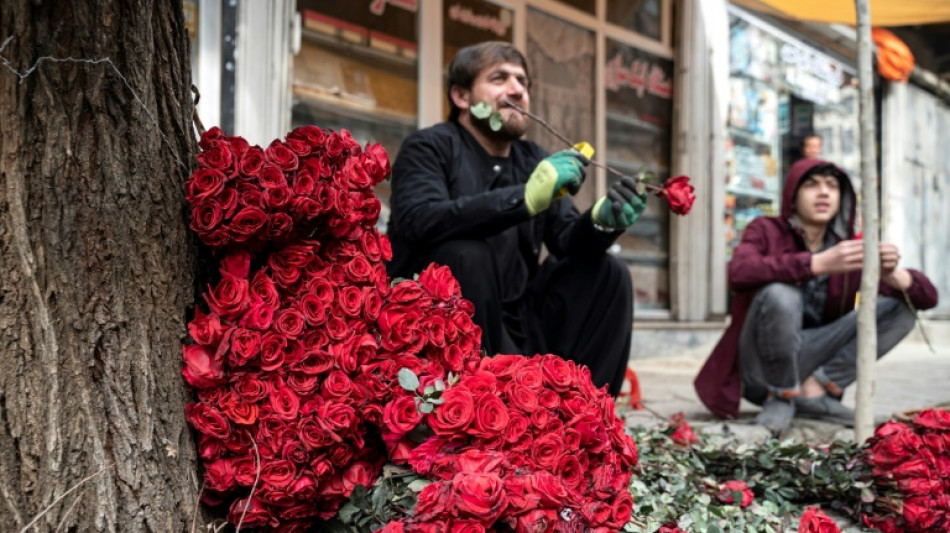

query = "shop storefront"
[724,6,859,259]
[289,0,677,313]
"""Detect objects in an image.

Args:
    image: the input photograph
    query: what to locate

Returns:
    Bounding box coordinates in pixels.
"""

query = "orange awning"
[732,0,950,26]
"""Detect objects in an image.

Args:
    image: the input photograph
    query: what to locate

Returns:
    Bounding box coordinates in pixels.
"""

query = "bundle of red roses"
[798,506,841,533]
[185,126,388,250]
[862,408,950,533]
[378,354,638,532]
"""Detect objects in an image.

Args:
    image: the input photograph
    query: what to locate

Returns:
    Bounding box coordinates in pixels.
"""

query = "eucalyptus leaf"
[397,368,420,391]
[471,101,493,119]
[419,402,434,414]
[489,112,504,131]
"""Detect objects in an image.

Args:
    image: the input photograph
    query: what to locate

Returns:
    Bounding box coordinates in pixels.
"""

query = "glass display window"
[604,38,674,310]
[607,0,662,41]
[292,1,420,232]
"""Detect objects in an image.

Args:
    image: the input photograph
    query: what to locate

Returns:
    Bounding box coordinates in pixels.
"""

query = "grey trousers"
[739,283,916,405]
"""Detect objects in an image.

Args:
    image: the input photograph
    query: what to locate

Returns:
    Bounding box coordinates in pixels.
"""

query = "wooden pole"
[854,0,879,442]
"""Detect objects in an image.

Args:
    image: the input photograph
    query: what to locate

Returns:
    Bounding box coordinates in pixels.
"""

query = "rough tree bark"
[0,1,201,531]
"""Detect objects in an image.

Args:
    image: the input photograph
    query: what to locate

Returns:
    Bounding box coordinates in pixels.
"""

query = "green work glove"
[524,149,589,216]
[592,175,647,230]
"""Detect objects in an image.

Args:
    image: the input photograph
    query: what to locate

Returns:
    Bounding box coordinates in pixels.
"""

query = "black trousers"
[424,240,633,396]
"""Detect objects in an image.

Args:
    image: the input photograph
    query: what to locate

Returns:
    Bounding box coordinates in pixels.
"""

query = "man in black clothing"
[386,42,645,395]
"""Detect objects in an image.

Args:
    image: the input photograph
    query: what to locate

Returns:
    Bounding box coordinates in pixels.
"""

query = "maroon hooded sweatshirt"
[694,158,939,419]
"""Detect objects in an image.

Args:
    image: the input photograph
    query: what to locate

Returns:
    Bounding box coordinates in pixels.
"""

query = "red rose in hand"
[798,506,841,533]
[717,479,754,507]
[660,175,696,215]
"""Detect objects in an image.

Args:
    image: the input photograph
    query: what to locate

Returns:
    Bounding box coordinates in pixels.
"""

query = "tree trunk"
[0,1,201,531]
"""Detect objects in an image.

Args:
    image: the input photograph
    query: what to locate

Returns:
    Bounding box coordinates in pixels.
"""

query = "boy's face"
[454,61,531,139]
[794,173,840,227]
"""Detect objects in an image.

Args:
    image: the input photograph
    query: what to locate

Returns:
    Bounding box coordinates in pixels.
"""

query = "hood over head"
[781,157,856,241]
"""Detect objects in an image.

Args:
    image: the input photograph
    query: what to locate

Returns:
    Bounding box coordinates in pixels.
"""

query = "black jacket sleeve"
[542,199,623,258]
[389,129,532,247]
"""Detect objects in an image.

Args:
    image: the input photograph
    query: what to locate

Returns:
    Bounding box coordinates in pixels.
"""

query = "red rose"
[529,434,564,470]
[269,381,300,420]
[228,136,250,158]
[339,286,364,318]
[227,497,276,529]
[363,142,391,183]
[513,365,543,390]
[259,163,287,189]
[259,332,286,371]
[229,206,268,242]
[581,501,613,526]
[185,402,232,439]
[263,185,293,210]
[669,412,699,446]
[384,395,422,437]
[249,272,280,308]
[186,168,227,203]
[273,308,306,338]
[198,126,226,150]
[378,522,406,533]
[556,454,584,490]
[204,458,237,491]
[296,293,327,326]
[451,472,507,523]
[902,495,938,530]
[260,459,296,491]
[188,308,225,346]
[913,408,950,430]
[239,300,274,331]
[503,416,530,444]
[414,482,451,521]
[717,479,754,508]
[291,171,316,196]
[268,213,294,241]
[229,328,261,367]
[182,344,226,389]
[362,287,382,321]
[319,403,358,435]
[321,370,355,400]
[377,306,423,351]
[430,387,476,436]
[538,354,574,391]
[232,374,268,402]
[342,460,377,495]
[418,263,462,300]
[343,157,373,188]
[265,140,299,171]
[239,146,265,177]
[285,371,320,396]
[389,281,426,304]
[197,140,234,172]
[609,491,635,528]
[471,394,510,439]
[658,523,687,533]
[218,391,258,425]
[525,471,568,507]
[190,201,224,233]
[288,125,328,150]
[660,175,696,215]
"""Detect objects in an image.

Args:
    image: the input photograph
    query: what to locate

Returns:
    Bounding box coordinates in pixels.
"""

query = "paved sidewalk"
[623,333,950,443]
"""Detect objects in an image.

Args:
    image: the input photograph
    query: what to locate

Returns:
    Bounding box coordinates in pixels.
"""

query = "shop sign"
[369,0,418,17]
[779,43,846,105]
[605,53,672,99]
[447,2,511,37]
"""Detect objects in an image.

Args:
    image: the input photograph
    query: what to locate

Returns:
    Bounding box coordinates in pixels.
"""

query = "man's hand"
[592,175,647,230]
[810,239,863,275]
[880,242,913,290]
[525,150,589,216]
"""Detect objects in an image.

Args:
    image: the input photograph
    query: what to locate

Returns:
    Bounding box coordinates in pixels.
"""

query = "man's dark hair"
[446,41,530,122]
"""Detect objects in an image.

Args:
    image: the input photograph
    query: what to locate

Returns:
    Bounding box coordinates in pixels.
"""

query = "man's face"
[457,62,531,140]
[794,173,840,227]
[802,136,822,159]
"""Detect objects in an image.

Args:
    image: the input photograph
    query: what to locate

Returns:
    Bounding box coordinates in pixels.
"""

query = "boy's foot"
[794,395,855,427]
[756,397,795,435]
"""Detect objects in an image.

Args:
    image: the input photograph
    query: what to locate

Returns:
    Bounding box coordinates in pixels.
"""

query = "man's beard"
[470,111,529,142]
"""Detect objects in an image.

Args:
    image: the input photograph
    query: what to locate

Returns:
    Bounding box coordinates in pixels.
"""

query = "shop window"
[604,39,674,310]
[550,0,595,16]
[524,8,595,192]
[292,1,419,233]
[606,0,662,41]
[442,0,515,119]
